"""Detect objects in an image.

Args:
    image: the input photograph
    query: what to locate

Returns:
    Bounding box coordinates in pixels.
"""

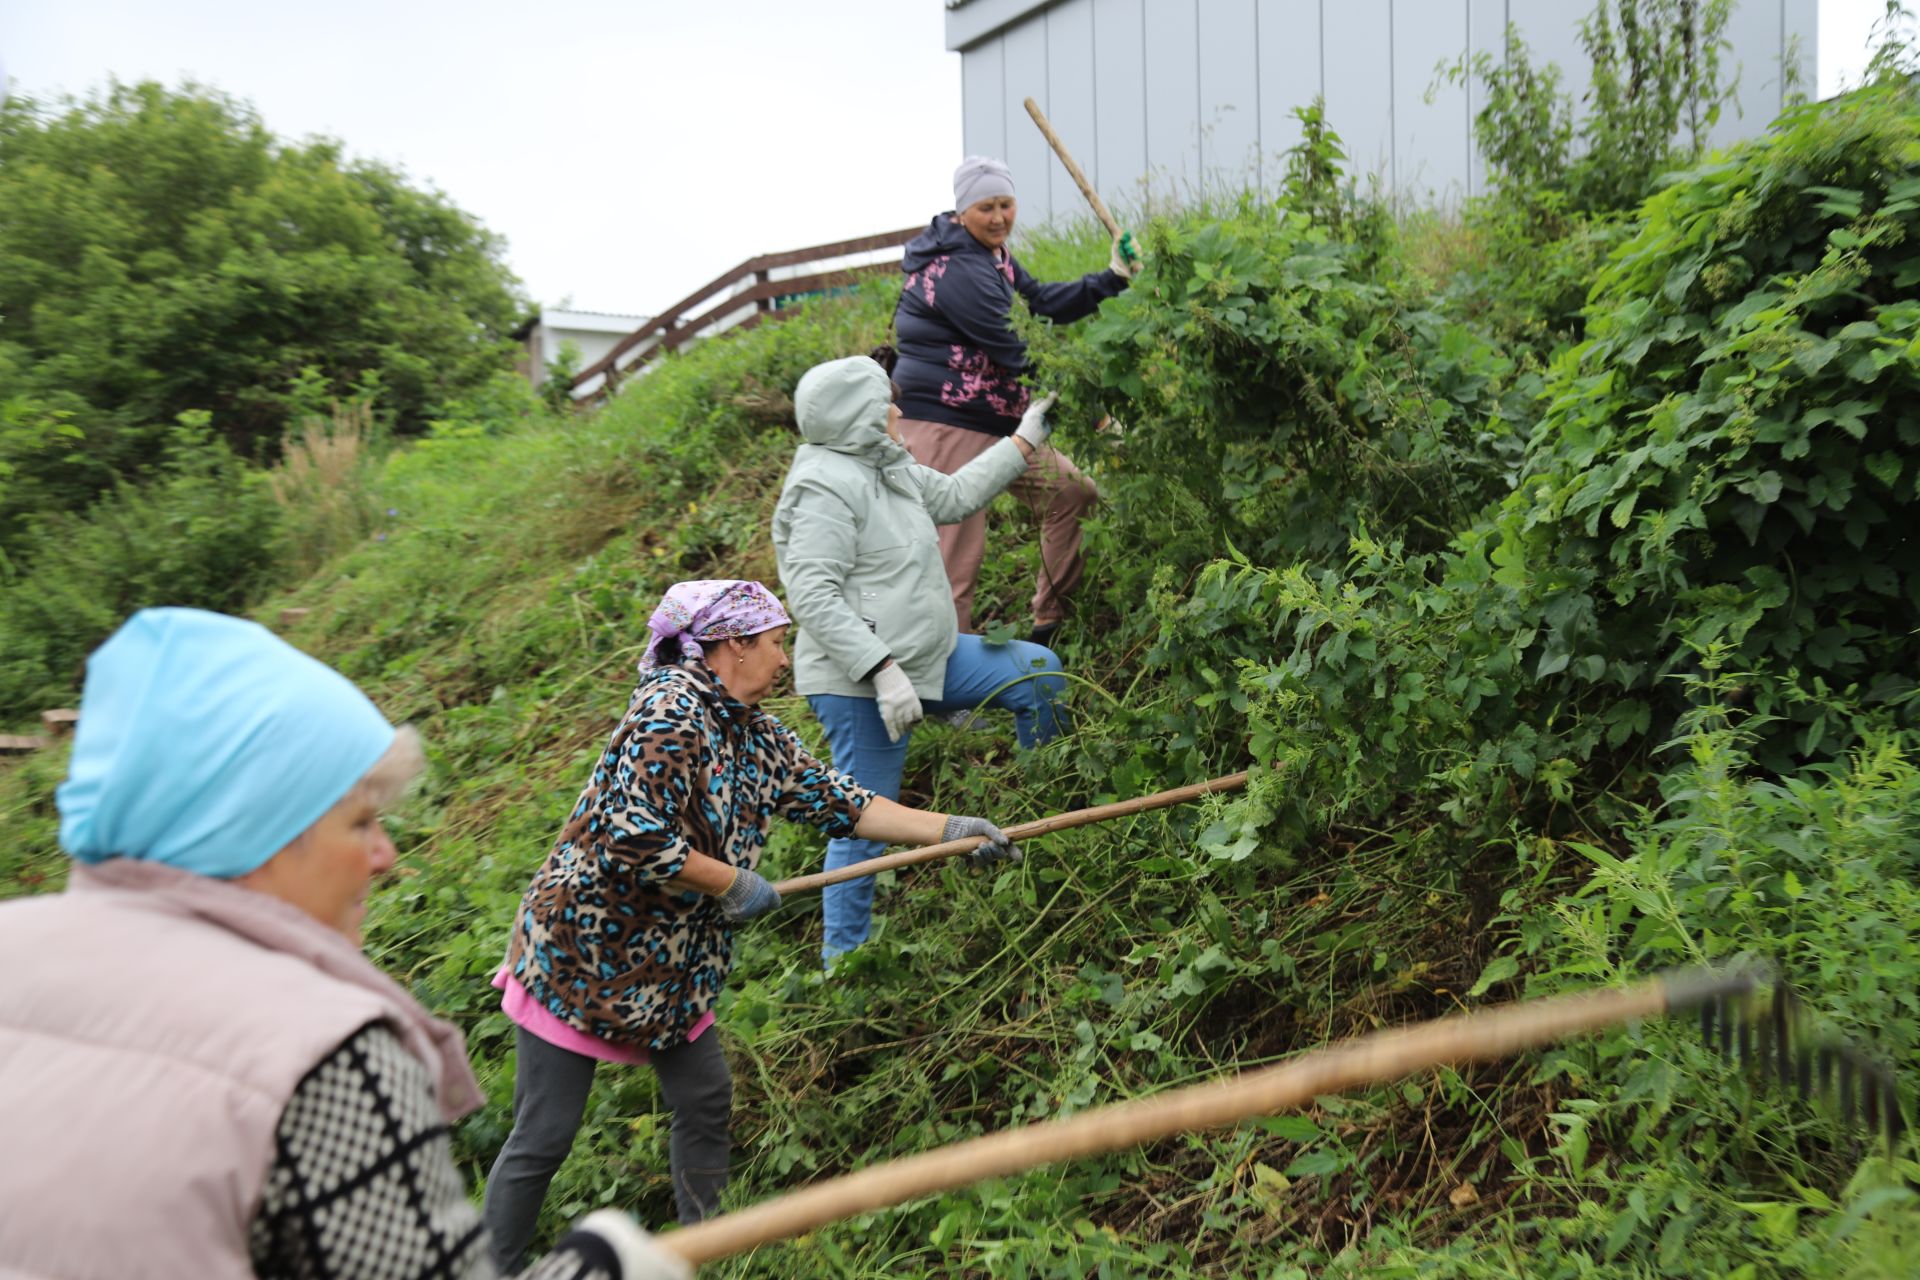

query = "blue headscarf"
[56,608,397,878]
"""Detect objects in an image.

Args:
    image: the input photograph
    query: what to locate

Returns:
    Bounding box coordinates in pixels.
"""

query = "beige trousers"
[898,417,1098,633]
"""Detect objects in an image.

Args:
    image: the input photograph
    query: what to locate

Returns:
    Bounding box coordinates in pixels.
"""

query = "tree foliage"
[0,81,525,545]
[1502,83,1920,760]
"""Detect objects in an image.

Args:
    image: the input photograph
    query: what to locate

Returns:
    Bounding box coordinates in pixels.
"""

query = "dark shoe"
[1029,621,1061,648]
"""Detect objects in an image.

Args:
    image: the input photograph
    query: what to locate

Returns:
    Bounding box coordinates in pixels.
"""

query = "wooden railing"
[570,226,920,401]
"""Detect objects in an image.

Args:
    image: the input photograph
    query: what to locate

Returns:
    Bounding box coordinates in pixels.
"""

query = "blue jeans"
[809,635,1065,959]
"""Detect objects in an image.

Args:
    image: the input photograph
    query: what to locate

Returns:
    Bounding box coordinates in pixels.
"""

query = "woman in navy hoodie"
[891,155,1138,646]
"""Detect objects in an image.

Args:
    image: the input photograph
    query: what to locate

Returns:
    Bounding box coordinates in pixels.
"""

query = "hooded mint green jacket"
[773,356,1028,700]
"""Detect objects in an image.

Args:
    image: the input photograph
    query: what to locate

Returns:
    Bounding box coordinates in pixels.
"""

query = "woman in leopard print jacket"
[483,580,1020,1267]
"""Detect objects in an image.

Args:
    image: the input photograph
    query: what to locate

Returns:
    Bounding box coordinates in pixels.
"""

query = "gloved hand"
[1012,391,1059,450]
[569,1209,693,1279]
[871,660,924,742]
[718,866,781,922]
[943,814,1023,868]
[1109,230,1143,279]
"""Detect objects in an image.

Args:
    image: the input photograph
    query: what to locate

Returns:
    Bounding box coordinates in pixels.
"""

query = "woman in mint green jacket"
[772,354,1067,959]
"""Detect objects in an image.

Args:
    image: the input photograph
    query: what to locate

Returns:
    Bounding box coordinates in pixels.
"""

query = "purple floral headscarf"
[641,579,791,670]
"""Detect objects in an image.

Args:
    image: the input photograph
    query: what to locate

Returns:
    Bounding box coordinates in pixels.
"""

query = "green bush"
[1494,83,1920,761]
[1040,167,1525,576]
[0,413,281,715]
[0,80,525,548]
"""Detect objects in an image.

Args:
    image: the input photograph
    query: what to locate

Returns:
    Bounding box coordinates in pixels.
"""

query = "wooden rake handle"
[770,770,1250,897]
[1024,97,1123,241]
[662,971,1748,1265]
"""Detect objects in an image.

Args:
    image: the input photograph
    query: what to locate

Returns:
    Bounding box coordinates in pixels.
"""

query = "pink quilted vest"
[0,860,483,1279]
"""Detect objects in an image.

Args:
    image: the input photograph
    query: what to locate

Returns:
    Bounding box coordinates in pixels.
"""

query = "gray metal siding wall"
[949,0,1816,226]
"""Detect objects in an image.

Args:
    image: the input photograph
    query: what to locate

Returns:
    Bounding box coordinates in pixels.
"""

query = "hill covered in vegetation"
[5,34,1920,1280]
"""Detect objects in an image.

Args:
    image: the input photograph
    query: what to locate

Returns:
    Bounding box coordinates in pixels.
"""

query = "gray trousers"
[481,1026,733,1270]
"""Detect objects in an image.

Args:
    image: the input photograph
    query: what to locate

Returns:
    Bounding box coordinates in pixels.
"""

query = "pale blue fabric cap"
[57,607,396,878]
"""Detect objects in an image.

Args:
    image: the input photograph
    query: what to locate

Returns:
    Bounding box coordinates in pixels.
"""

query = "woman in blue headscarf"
[0,607,684,1280]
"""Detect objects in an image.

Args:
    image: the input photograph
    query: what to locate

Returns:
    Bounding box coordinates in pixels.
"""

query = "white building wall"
[945,0,1817,225]
[537,312,650,378]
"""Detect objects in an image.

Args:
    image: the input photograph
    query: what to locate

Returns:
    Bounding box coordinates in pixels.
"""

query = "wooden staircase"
[570,226,918,402]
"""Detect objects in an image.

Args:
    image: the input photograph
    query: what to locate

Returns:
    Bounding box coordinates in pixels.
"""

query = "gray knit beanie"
[953,156,1015,212]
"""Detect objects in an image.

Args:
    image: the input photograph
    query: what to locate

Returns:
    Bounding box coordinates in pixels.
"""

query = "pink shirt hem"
[492,965,711,1065]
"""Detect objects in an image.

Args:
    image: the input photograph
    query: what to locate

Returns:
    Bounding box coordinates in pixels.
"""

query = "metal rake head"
[1668,963,1906,1151]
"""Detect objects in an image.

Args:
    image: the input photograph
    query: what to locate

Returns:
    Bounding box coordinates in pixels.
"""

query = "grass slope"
[5,134,1919,1277]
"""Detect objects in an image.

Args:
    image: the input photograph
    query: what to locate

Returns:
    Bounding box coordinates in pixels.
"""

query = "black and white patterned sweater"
[249,1023,674,1279]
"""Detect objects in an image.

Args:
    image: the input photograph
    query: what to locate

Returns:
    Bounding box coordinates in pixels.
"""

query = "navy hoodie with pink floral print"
[893,214,1128,436]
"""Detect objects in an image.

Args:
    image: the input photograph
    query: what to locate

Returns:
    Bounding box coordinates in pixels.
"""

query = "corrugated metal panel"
[1256,0,1324,176]
[1465,0,1510,199]
[1507,0,1592,127]
[1395,0,1471,206]
[1198,0,1263,190]
[1713,0,1784,146]
[1782,0,1817,99]
[1002,18,1057,215]
[962,37,1008,173]
[1145,0,1203,193]
[1092,0,1150,215]
[946,0,1053,51]
[1045,0,1102,200]
[954,0,1818,219]
[1321,0,1395,186]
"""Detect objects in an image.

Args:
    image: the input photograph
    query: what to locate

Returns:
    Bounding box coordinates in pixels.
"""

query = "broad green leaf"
[1468,954,1519,998]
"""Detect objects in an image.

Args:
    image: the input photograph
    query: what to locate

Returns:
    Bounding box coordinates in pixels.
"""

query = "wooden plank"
[662,264,897,353]
[572,266,753,385]
[0,735,48,754]
[755,262,898,306]
[41,708,78,736]
[578,262,901,401]
[743,227,919,274]
[573,227,920,391]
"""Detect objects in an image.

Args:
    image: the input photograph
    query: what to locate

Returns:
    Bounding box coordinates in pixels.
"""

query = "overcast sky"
[0,1,1907,316]
[0,0,962,315]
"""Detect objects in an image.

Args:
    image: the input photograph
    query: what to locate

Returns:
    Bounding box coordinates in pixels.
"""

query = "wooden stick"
[662,974,1738,1265]
[770,770,1250,896]
[1024,97,1123,241]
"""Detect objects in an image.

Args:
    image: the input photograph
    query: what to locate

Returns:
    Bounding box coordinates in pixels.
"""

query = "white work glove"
[944,814,1023,869]
[871,660,924,743]
[569,1209,692,1279]
[1109,229,1143,279]
[1012,391,1059,450]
